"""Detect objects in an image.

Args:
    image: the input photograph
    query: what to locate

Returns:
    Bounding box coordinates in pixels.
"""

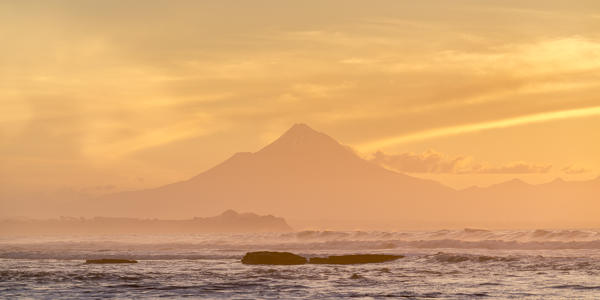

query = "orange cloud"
[561,165,591,175]
[371,150,552,174]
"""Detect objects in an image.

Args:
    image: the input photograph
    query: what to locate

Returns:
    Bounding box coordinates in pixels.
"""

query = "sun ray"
[359,106,600,151]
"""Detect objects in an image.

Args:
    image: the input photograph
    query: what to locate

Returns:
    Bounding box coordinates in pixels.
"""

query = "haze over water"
[2,0,600,299]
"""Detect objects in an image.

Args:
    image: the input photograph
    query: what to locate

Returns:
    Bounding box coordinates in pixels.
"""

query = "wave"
[0,252,242,260]
[2,239,600,260]
[2,229,600,260]
[3,228,599,243]
[548,284,600,290]
[0,269,148,281]
[429,252,518,263]
[285,228,600,242]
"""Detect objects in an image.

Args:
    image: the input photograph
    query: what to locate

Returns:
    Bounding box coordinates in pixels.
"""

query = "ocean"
[1,229,600,299]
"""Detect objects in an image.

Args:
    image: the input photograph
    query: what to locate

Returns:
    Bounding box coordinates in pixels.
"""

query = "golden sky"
[1,0,600,200]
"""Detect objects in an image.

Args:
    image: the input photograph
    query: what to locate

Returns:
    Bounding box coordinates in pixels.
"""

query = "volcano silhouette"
[94,124,600,229]
[96,124,452,223]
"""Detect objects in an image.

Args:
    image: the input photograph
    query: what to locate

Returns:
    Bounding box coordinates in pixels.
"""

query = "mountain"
[88,124,599,229]
[0,210,292,235]
[91,124,453,226]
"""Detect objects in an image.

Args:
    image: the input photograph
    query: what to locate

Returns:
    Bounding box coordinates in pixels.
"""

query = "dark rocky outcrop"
[309,254,403,264]
[85,259,138,264]
[241,252,403,265]
[241,251,307,265]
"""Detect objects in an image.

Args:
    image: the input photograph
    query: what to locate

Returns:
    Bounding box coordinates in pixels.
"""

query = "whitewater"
[2,229,600,299]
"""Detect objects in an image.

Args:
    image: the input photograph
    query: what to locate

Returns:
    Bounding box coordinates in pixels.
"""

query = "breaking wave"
[1,228,600,259]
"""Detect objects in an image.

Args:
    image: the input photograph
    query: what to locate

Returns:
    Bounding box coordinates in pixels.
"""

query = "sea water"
[1,229,600,299]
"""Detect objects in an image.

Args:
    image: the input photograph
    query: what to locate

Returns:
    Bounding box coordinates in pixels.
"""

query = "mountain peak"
[289,123,313,132]
[257,123,350,157]
[280,123,324,139]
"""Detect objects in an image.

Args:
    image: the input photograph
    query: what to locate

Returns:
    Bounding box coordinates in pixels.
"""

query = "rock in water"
[309,254,403,264]
[241,251,307,265]
[85,259,138,264]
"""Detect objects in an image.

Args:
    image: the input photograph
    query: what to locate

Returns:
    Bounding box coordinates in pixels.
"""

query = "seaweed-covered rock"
[85,259,138,264]
[241,251,307,265]
[309,254,403,265]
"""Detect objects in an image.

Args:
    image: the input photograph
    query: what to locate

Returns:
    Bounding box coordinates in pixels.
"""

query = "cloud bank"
[371,150,552,174]
[561,165,591,175]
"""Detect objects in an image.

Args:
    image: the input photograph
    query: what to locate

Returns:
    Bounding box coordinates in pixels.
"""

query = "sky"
[1,0,600,203]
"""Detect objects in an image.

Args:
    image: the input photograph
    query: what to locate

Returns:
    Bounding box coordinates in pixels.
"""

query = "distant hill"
[0,210,292,235]
[82,124,599,229]
[455,176,600,228]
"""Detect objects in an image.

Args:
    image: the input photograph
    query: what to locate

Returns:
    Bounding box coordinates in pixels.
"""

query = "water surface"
[2,229,600,299]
